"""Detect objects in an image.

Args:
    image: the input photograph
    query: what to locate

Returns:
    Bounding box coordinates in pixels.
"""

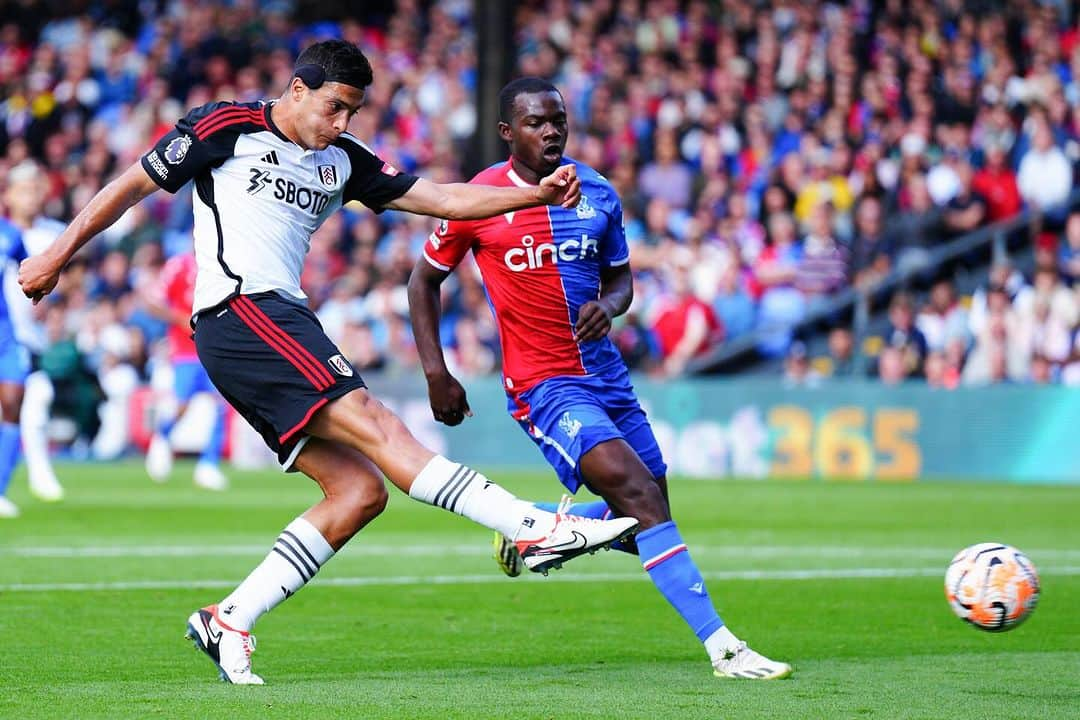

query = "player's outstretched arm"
[407,257,472,426]
[385,165,580,220]
[18,162,160,304]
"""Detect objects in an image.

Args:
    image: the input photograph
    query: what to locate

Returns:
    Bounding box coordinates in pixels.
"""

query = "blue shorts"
[507,367,667,493]
[0,335,29,384]
[173,358,216,401]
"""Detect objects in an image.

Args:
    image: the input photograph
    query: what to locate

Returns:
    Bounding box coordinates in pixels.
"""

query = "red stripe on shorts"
[235,296,334,387]
[229,297,331,390]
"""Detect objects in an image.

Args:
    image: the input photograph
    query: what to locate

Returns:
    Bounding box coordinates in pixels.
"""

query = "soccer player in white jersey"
[18,40,638,684]
[1,161,65,508]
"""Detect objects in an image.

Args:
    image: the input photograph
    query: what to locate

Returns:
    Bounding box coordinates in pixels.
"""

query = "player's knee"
[338,481,389,525]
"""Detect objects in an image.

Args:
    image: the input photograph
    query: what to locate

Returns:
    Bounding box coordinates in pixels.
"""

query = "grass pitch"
[0,462,1077,719]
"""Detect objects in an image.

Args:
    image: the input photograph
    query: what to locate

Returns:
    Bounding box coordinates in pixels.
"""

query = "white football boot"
[146,433,173,482]
[193,461,228,491]
[711,642,793,680]
[185,605,264,685]
[28,470,64,502]
[0,495,19,518]
[513,495,638,575]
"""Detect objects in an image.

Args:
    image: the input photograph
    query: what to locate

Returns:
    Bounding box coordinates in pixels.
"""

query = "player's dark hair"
[294,40,374,91]
[498,77,562,123]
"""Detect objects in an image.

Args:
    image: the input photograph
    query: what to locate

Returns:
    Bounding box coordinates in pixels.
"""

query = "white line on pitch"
[4,544,1080,559]
[2,566,1079,593]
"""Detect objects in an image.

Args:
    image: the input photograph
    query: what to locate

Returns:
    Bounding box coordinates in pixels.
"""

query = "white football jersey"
[141,101,418,315]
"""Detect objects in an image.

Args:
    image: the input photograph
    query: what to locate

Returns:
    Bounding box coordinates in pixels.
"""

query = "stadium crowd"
[2,0,1080,454]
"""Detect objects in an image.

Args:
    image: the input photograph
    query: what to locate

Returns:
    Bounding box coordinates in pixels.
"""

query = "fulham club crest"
[318,164,337,187]
[328,354,354,377]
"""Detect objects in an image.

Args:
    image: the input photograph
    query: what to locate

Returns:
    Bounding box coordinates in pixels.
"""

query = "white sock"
[704,625,743,663]
[21,372,57,486]
[218,516,335,631]
[409,455,541,538]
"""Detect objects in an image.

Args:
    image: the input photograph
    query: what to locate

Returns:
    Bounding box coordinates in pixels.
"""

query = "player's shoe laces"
[184,605,264,685]
[194,461,228,491]
[146,433,173,482]
[513,495,638,575]
[0,495,19,518]
[493,531,523,577]
[711,642,793,680]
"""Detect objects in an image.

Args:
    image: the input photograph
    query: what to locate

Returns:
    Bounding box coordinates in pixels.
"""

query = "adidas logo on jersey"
[260,150,280,165]
[504,233,599,273]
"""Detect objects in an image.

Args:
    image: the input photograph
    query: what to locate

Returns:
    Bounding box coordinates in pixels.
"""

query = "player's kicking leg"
[307,392,639,575]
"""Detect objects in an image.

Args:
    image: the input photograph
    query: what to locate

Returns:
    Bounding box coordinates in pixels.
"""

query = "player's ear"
[289,76,308,102]
[497,121,512,143]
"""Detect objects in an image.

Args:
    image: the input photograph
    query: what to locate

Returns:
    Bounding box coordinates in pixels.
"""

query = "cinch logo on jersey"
[504,233,599,272]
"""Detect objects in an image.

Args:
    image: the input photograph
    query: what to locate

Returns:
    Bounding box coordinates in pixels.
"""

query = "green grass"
[1,462,1078,719]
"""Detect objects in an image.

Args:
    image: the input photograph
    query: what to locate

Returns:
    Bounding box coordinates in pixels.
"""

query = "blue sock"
[636,521,724,643]
[157,415,177,439]
[0,423,21,497]
[535,499,635,553]
[535,499,607,518]
[200,404,225,465]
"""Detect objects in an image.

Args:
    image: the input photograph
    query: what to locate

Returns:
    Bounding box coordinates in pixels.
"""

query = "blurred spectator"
[971,141,1021,223]
[941,159,987,238]
[1017,109,1073,214]
[752,212,804,357]
[638,130,693,210]
[882,292,928,379]
[877,346,908,386]
[795,202,850,303]
[712,262,755,342]
[849,196,894,289]
[916,279,970,352]
[649,252,722,377]
[781,341,820,388]
[1029,353,1055,384]
[962,285,1028,385]
[825,326,857,378]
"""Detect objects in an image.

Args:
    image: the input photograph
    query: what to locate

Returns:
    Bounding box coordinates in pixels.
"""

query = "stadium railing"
[687,188,1080,375]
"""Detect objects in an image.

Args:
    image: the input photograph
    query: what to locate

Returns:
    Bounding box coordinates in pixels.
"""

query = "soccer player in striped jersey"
[409,78,791,680]
[18,41,637,684]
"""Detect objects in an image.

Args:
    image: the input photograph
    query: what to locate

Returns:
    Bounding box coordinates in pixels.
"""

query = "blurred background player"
[409,78,791,680]
[144,250,228,491]
[0,162,66,513]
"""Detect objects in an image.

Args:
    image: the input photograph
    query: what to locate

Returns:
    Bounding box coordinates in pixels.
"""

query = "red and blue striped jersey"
[422,159,629,394]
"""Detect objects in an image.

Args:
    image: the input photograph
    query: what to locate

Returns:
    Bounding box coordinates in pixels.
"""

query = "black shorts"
[193,291,366,469]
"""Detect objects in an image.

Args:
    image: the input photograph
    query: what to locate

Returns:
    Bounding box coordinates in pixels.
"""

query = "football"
[944,543,1040,632]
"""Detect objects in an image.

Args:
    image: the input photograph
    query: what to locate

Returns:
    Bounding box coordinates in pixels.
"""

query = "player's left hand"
[538,164,580,208]
[574,300,613,343]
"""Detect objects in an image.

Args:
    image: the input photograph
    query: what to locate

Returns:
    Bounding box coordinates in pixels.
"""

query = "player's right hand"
[426,372,473,426]
[17,253,63,305]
